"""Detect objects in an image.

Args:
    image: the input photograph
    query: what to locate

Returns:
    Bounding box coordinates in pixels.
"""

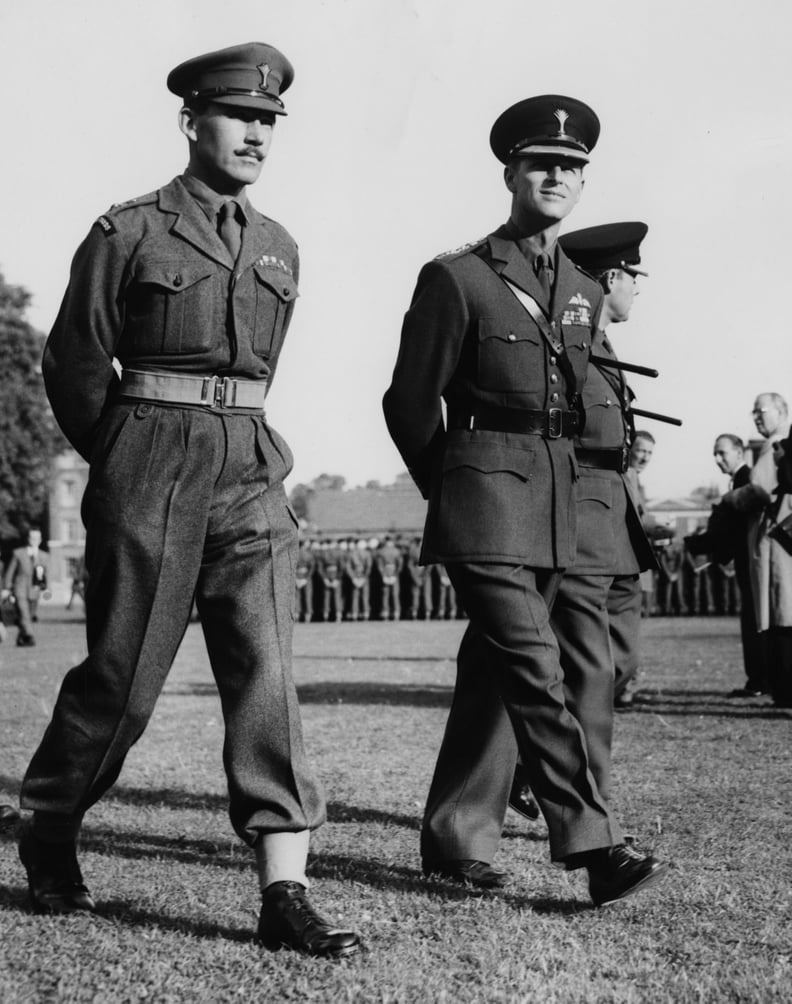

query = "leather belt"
[448,406,579,439]
[120,369,268,411]
[575,446,630,472]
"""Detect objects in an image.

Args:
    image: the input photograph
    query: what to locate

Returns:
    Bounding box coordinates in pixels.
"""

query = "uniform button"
[282,287,290,296]
[173,274,182,287]
[549,356,557,365]
[550,373,558,384]
[550,321,556,330]
[581,340,587,348]
[605,398,612,406]
[550,392,559,403]
[507,333,517,342]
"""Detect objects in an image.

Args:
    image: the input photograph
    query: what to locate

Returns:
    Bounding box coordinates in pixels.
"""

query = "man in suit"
[687,434,768,696]
[714,435,768,696]
[17,43,359,958]
[2,527,49,647]
[384,98,667,906]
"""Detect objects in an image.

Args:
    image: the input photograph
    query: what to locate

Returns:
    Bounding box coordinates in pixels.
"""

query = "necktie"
[534,252,554,304]
[218,200,242,262]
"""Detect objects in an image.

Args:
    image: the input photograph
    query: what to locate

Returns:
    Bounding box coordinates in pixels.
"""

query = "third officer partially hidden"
[384,96,668,905]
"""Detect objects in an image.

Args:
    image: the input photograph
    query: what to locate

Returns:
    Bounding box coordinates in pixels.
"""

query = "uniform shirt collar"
[181,171,250,225]
[503,218,557,268]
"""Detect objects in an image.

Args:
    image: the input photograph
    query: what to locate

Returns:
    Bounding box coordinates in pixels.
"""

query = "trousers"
[422,562,622,866]
[21,403,325,845]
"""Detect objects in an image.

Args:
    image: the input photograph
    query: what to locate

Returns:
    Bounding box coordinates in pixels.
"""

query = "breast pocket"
[252,266,298,358]
[561,324,591,386]
[477,318,544,393]
[126,261,217,354]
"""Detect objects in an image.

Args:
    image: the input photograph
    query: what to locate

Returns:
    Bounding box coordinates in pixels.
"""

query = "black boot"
[18,824,95,914]
[257,881,361,958]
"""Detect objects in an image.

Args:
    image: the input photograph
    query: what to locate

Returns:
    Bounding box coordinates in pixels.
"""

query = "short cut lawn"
[1,610,790,1003]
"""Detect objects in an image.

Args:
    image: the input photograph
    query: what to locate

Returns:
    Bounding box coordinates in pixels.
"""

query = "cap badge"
[258,63,271,89]
[553,108,569,138]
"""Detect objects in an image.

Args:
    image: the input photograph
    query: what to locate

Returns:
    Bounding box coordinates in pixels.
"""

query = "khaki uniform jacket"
[383,227,603,569]
[43,175,299,461]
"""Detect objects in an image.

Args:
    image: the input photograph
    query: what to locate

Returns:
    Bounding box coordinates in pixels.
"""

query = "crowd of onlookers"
[678,393,792,707]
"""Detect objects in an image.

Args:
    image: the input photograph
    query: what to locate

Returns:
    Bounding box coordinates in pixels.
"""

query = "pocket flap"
[478,318,539,346]
[254,265,299,302]
[577,477,612,507]
[442,441,535,481]
[135,261,214,292]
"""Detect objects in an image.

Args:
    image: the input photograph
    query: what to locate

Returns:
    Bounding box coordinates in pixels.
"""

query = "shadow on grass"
[309,853,585,913]
[621,694,788,718]
[162,681,455,706]
[296,654,457,663]
[0,884,255,944]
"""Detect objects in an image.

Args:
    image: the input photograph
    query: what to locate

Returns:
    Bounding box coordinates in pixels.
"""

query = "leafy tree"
[0,270,65,541]
[310,473,347,492]
[289,483,312,520]
[690,484,721,503]
[289,474,348,520]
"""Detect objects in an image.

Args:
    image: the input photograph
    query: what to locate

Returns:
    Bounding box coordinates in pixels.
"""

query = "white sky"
[2,0,791,501]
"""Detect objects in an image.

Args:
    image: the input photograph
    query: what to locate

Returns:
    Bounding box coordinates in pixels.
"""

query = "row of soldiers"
[294,534,464,622]
[644,533,744,616]
[296,529,747,622]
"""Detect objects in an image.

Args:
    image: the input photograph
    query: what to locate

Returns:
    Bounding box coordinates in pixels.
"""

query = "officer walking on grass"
[384,96,668,905]
[17,42,359,959]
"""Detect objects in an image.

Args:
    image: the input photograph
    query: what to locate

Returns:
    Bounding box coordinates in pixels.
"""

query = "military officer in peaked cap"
[560,223,657,710]
[494,223,659,847]
[384,97,668,906]
[18,42,360,958]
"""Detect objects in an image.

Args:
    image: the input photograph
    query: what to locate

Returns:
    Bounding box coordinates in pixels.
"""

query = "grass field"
[1,610,790,1003]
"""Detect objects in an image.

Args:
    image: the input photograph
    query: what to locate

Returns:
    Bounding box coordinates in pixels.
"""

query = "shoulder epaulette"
[433,236,488,261]
[571,261,598,282]
[94,190,159,237]
[107,190,159,213]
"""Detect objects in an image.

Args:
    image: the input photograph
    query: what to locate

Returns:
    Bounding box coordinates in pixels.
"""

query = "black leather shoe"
[422,859,508,889]
[16,634,36,647]
[257,881,361,959]
[18,825,96,914]
[0,804,20,830]
[588,844,669,907]
[727,687,764,698]
[508,770,540,821]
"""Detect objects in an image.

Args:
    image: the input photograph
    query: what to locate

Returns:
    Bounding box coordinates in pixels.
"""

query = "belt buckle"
[200,376,217,407]
[219,378,237,408]
[547,408,563,439]
[200,376,238,408]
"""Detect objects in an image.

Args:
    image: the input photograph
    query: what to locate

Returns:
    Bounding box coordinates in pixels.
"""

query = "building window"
[60,478,78,505]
